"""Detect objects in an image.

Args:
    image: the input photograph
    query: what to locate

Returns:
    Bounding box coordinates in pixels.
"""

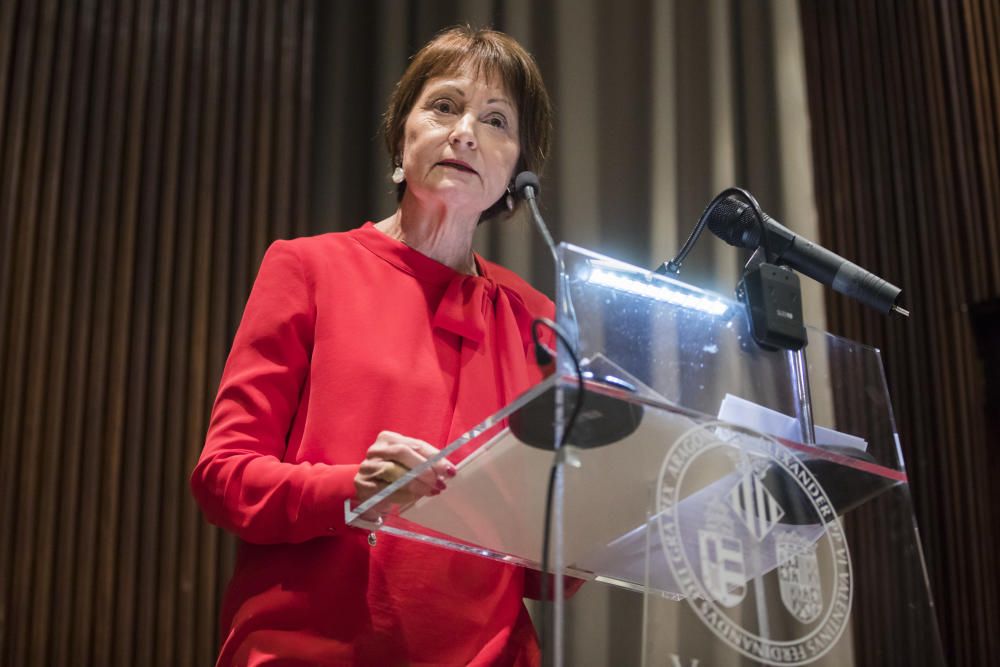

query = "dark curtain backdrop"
[800,1,1000,666]
[3,0,994,664]
[0,0,314,665]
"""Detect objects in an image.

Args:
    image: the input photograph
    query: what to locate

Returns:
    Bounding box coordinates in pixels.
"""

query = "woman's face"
[399,66,520,217]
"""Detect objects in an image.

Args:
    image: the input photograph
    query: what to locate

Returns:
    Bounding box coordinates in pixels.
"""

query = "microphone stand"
[522,185,581,354]
[517,176,571,667]
[516,172,645,667]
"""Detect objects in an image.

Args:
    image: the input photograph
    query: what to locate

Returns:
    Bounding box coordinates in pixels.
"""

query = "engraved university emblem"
[698,529,746,607]
[777,533,823,623]
[656,422,853,666]
[727,469,784,541]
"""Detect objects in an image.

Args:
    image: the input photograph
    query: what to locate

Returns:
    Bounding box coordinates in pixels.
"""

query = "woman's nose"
[449,113,477,149]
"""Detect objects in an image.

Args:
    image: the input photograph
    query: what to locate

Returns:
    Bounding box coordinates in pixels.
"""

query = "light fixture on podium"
[584,266,731,317]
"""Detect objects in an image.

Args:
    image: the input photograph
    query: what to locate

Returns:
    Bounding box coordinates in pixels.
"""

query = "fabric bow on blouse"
[432,272,542,445]
[433,273,536,349]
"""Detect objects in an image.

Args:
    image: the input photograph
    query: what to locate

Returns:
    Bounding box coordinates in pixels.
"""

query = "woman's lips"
[437,160,478,175]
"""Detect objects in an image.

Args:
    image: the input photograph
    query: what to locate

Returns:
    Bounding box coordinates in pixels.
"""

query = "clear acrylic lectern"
[345,244,945,667]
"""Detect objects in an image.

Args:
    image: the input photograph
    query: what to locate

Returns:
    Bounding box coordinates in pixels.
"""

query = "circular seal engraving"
[656,422,852,666]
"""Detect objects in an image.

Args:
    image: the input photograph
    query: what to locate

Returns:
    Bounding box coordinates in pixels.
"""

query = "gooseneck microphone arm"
[514,171,581,348]
[660,187,756,275]
[517,174,559,267]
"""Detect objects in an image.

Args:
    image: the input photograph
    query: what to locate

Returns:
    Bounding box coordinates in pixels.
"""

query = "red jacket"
[191,223,554,666]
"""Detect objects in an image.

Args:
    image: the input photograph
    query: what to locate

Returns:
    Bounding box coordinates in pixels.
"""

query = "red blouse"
[191,222,554,666]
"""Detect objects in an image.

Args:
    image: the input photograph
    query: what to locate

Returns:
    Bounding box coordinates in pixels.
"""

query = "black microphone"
[514,169,540,197]
[514,169,540,194]
[707,196,908,317]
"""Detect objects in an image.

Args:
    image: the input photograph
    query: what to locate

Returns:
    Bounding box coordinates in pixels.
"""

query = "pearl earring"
[505,186,514,211]
[392,166,405,184]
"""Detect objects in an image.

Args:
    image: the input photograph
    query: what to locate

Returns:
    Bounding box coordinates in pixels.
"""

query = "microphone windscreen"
[706,195,763,248]
[514,171,541,199]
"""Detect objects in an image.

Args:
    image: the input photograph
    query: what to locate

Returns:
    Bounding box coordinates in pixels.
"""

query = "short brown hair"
[382,25,552,219]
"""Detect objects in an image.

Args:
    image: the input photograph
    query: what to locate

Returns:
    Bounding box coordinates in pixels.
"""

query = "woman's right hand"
[353,431,457,508]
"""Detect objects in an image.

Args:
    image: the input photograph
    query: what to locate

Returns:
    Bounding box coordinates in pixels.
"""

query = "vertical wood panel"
[0,0,23,386]
[156,0,200,660]
[801,0,1000,662]
[233,0,259,333]
[0,1,38,655]
[195,4,241,662]
[133,0,179,651]
[0,1,315,663]
[272,1,297,242]
[295,0,314,239]
[252,1,277,261]
[178,1,221,663]
[67,0,116,656]
[93,0,143,661]
[48,1,99,661]
[26,0,78,663]
[10,0,59,661]
[137,1,187,664]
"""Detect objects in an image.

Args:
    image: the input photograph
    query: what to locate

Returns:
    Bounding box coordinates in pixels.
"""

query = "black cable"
[530,317,584,667]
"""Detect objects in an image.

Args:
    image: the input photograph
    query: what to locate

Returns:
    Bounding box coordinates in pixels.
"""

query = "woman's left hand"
[353,430,457,508]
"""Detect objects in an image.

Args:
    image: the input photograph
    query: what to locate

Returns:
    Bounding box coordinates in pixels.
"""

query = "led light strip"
[586,268,730,316]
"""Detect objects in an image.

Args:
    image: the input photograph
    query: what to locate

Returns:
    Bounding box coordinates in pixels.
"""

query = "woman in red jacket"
[191,25,557,666]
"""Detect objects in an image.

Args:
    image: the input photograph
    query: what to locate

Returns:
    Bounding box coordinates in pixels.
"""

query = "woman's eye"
[433,100,454,113]
[486,115,507,129]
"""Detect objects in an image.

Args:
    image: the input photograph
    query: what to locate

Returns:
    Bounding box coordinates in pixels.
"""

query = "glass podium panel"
[343,243,944,666]
[557,244,943,665]
[559,244,900,466]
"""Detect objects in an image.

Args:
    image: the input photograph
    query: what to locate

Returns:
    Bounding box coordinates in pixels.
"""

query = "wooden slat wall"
[0,1,314,664]
[800,0,1000,664]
